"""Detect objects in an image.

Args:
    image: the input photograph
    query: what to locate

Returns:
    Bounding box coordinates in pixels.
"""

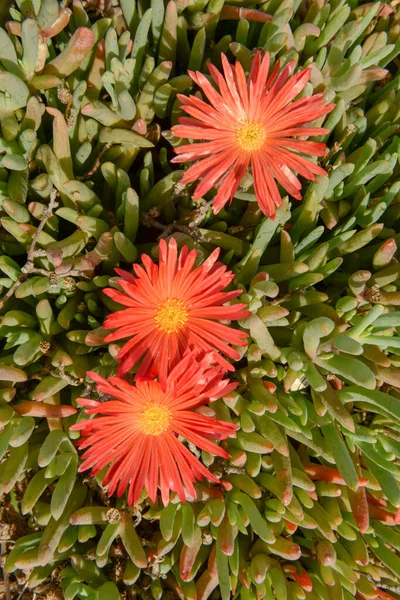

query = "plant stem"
[0,189,59,311]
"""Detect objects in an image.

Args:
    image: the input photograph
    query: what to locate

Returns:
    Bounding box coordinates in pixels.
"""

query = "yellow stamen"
[139,404,171,436]
[154,298,188,334]
[236,122,266,152]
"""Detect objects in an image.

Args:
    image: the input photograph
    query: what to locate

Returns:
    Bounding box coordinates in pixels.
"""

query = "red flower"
[171,51,334,218]
[71,352,238,505]
[103,238,249,388]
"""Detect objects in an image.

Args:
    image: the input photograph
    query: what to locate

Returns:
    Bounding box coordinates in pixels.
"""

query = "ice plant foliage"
[71,352,238,505]
[103,238,250,388]
[171,51,335,218]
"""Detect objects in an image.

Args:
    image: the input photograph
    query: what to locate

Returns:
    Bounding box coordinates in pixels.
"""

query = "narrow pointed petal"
[172,51,334,219]
[73,353,237,506]
[103,239,248,380]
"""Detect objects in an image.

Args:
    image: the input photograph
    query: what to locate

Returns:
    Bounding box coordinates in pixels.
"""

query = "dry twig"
[0,189,59,311]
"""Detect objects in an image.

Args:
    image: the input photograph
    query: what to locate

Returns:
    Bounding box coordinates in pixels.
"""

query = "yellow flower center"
[236,122,266,152]
[154,298,188,334]
[139,404,171,436]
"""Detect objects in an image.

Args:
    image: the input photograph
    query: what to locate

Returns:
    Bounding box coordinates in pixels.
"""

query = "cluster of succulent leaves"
[1,0,400,599]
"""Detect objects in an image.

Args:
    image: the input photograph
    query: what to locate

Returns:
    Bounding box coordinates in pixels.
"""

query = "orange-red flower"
[103,238,249,388]
[71,352,238,505]
[171,51,334,218]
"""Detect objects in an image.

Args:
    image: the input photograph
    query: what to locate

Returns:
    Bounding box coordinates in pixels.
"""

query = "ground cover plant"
[1,0,400,599]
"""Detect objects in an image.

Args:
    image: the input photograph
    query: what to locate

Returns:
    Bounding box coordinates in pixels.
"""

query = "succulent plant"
[1,1,400,600]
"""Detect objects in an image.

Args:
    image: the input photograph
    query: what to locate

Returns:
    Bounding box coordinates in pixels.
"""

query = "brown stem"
[321,125,357,166]
[77,143,113,181]
[16,583,28,600]
[0,189,59,311]
[141,214,167,231]
[30,267,53,276]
